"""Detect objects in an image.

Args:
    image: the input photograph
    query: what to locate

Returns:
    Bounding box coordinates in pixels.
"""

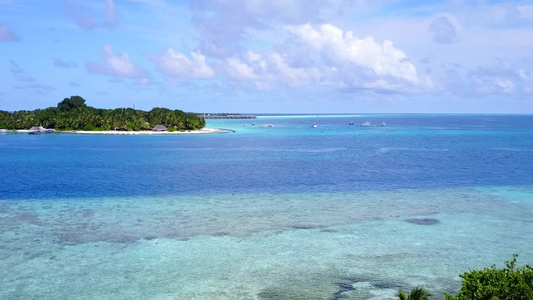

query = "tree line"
[399,254,532,300]
[0,96,206,131]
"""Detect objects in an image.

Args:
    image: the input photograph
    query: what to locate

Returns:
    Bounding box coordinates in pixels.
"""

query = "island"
[0,96,225,134]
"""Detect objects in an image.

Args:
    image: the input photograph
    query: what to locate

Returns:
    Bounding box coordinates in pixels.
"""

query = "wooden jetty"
[198,114,256,119]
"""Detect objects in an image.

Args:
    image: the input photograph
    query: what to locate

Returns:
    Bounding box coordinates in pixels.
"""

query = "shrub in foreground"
[397,255,533,300]
[444,254,533,300]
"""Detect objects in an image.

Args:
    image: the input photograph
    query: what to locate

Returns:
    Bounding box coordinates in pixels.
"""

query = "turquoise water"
[1,114,532,299]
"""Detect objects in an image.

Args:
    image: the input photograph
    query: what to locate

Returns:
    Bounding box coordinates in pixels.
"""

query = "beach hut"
[152,125,168,132]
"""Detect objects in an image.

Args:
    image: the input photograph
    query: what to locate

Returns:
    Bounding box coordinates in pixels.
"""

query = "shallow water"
[1,114,532,299]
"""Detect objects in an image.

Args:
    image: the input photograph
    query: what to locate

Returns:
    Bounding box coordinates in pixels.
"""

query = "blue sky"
[1,0,532,113]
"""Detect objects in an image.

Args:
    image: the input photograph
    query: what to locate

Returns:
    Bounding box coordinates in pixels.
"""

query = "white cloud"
[224,51,316,90]
[470,76,514,94]
[0,24,18,42]
[220,23,425,93]
[149,49,215,80]
[517,69,529,81]
[516,69,533,94]
[443,61,533,96]
[284,23,420,86]
[269,52,315,86]
[226,57,257,80]
[190,0,370,57]
[86,45,148,82]
[496,79,514,93]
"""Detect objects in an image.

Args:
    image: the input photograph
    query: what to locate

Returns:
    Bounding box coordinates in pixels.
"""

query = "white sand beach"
[69,128,225,135]
[11,128,231,135]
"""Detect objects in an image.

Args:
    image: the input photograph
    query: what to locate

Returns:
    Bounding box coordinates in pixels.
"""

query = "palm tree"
[398,287,432,300]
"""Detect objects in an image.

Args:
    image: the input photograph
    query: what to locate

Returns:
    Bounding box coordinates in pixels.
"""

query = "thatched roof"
[152,125,168,131]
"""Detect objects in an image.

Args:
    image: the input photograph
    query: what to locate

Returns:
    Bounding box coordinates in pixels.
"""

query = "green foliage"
[444,254,533,300]
[398,287,432,300]
[167,126,176,132]
[57,96,86,112]
[0,96,205,131]
[82,123,96,131]
[125,122,140,131]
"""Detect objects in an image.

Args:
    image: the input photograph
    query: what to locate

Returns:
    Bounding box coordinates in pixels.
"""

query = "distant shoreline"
[7,128,234,135]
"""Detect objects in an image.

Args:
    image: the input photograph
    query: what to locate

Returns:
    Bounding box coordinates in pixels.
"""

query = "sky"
[1,0,532,113]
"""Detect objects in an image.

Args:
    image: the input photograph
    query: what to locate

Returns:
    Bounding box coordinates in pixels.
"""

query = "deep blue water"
[1,114,532,199]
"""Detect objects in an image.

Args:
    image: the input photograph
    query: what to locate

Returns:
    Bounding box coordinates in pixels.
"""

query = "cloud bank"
[221,23,421,92]
[149,49,215,81]
[86,45,148,83]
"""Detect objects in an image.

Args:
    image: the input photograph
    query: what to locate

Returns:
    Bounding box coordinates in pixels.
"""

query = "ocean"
[1,114,532,299]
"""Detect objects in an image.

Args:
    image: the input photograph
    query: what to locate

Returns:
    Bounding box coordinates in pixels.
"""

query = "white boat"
[312,124,317,128]
[349,121,354,125]
[381,122,386,126]
[360,121,371,127]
